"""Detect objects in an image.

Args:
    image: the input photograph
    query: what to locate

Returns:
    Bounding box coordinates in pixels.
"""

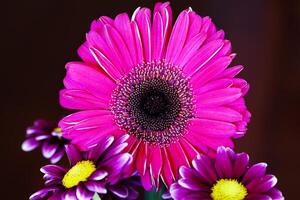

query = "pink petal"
[179,138,200,161]
[133,8,152,62]
[160,148,175,187]
[195,88,242,107]
[87,32,122,81]
[166,10,190,63]
[77,42,98,66]
[215,65,244,79]
[193,79,233,95]
[64,62,115,98]
[153,2,172,58]
[205,29,225,43]
[189,118,236,137]
[166,143,190,178]
[151,12,164,60]
[148,146,162,187]
[136,143,148,176]
[174,32,207,67]
[183,39,224,76]
[59,110,119,150]
[60,89,109,110]
[103,24,133,72]
[131,21,144,64]
[114,13,138,66]
[195,106,243,122]
[185,11,202,41]
[190,56,233,88]
[141,169,152,191]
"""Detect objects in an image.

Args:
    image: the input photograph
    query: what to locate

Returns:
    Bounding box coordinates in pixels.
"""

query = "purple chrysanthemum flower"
[29,135,139,200]
[101,175,141,200]
[169,147,284,200]
[22,119,68,163]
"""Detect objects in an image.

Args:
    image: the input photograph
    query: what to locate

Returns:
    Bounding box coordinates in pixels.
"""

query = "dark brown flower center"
[128,79,180,131]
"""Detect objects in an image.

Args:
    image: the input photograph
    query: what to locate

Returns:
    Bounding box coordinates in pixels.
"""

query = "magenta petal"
[90,169,108,181]
[141,169,152,191]
[50,148,65,164]
[196,88,242,107]
[103,24,133,72]
[40,165,66,178]
[151,12,164,60]
[88,136,114,161]
[174,32,207,67]
[178,178,208,191]
[232,152,249,178]
[29,187,57,200]
[85,181,107,194]
[22,138,40,152]
[192,155,217,185]
[215,147,233,178]
[77,42,98,66]
[183,39,224,76]
[101,134,129,161]
[60,89,109,110]
[109,185,129,198]
[42,142,58,159]
[179,166,200,181]
[63,188,76,200]
[190,56,233,87]
[246,175,277,193]
[243,163,267,184]
[64,62,115,98]
[133,8,152,62]
[99,153,132,184]
[65,145,83,166]
[246,194,272,200]
[166,10,189,63]
[195,106,242,123]
[76,184,94,200]
[268,188,284,200]
[114,13,137,66]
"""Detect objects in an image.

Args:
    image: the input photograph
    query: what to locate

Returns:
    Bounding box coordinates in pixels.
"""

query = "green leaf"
[93,193,101,200]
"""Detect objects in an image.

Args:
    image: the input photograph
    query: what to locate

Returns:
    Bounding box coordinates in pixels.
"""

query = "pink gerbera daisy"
[59,2,250,190]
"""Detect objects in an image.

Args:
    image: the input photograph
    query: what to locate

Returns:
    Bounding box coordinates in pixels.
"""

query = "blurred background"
[2,0,300,199]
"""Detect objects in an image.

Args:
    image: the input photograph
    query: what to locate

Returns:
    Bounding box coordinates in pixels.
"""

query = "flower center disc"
[62,160,96,188]
[129,78,180,131]
[111,61,194,146]
[211,179,248,200]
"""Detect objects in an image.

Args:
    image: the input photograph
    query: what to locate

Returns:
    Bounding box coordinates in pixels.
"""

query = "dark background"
[2,0,300,199]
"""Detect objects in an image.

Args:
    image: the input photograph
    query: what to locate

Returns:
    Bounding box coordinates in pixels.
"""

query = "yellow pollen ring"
[62,160,96,188]
[211,179,248,200]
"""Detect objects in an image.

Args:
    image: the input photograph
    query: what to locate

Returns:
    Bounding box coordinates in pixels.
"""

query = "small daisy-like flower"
[59,2,250,189]
[169,147,284,200]
[22,119,68,163]
[29,135,137,200]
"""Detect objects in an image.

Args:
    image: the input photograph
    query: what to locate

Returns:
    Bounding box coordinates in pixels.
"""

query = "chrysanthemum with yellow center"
[211,179,248,200]
[62,160,96,188]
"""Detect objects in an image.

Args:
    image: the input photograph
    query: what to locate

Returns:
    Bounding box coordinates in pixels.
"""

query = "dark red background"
[2,0,300,199]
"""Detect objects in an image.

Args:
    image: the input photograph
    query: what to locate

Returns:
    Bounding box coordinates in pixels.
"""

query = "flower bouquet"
[22,2,284,200]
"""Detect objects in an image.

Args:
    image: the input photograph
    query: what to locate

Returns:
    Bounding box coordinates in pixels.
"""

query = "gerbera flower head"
[29,135,137,200]
[169,147,284,200]
[22,119,68,163]
[59,2,250,189]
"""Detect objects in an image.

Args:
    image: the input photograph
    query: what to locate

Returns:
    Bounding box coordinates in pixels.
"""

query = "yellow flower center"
[211,179,247,200]
[53,127,62,133]
[62,160,96,188]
